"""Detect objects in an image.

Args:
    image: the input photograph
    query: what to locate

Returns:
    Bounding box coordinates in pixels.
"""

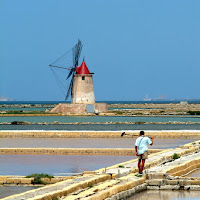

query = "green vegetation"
[26,173,54,184]
[187,111,200,115]
[113,111,124,115]
[134,112,143,115]
[118,165,125,168]
[53,197,58,200]
[88,184,93,188]
[173,153,180,160]
[159,110,165,113]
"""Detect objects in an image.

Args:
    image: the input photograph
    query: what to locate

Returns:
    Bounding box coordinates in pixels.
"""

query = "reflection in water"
[128,190,200,200]
[0,154,134,176]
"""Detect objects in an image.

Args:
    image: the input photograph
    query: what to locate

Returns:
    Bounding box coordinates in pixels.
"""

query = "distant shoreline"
[1,100,200,105]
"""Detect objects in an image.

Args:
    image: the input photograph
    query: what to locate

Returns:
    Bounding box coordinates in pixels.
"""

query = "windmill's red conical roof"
[76,59,90,74]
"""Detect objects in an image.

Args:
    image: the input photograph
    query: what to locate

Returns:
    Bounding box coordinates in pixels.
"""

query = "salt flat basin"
[0,154,134,176]
[0,138,195,149]
[1,115,200,124]
[0,186,40,199]
[1,124,200,131]
[127,190,200,200]
[187,168,200,177]
[0,138,196,176]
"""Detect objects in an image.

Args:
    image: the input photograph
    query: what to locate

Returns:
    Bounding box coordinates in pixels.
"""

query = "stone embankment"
[1,130,200,138]
[0,176,73,185]
[2,141,200,200]
[0,148,160,155]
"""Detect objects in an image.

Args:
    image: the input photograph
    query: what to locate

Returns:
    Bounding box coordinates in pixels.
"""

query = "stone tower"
[71,59,95,104]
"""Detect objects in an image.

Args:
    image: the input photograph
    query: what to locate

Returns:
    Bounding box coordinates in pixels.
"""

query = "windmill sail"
[49,39,83,100]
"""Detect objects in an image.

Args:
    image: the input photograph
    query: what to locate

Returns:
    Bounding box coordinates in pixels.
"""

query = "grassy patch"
[26,173,54,184]
[88,184,93,188]
[134,112,143,115]
[113,111,124,115]
[173,153,180,160]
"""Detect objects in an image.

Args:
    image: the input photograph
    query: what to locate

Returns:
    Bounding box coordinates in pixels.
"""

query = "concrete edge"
[0,148,162,155]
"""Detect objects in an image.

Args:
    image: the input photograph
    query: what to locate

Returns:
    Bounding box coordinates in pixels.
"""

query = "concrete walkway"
[2,174,110,200]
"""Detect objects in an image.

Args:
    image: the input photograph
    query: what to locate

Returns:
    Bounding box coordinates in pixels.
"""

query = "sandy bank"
[1,130,200,138]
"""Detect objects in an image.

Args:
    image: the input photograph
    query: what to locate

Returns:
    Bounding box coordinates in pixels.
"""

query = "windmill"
[49,39,83,100]
[49,39,108,114]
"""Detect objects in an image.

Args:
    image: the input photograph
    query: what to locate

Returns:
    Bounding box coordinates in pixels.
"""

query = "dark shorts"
[138,151,148,160]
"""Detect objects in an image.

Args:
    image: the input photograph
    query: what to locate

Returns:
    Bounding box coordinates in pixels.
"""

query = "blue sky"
[1,0,200,101]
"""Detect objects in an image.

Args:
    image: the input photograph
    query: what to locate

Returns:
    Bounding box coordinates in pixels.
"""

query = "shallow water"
[0,115,200,124]
[0,138,194,176]
[1,124,200,131]
[0,138,195,149]
[0,154,133,176]
[187,168,200,177]
[127,190,200,200]
[0,186,40,199]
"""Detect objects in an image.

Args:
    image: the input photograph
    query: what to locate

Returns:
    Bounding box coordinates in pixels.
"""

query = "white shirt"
[135,136,152,155]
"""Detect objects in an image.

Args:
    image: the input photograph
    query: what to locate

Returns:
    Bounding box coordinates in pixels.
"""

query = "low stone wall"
[146,157,200,191]
[1,130,200,138]
[167,157,200,177]
[69,177,146,200]
[95,149,175,176]
[0,148,161,155]
[50,103,108,114]
[0,176,34,185]
[0,176,73,185]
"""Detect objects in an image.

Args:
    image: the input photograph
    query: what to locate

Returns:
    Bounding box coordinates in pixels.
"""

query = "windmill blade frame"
[66,68,75,80]
[49,39,83,101]
[73,39,83,69]
[65,76,74,100]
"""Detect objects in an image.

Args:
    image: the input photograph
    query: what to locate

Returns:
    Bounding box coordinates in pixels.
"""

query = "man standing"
[135,131,153,176]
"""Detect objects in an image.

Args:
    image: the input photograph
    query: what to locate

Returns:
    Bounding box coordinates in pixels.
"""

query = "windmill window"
[82,76,85,80]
